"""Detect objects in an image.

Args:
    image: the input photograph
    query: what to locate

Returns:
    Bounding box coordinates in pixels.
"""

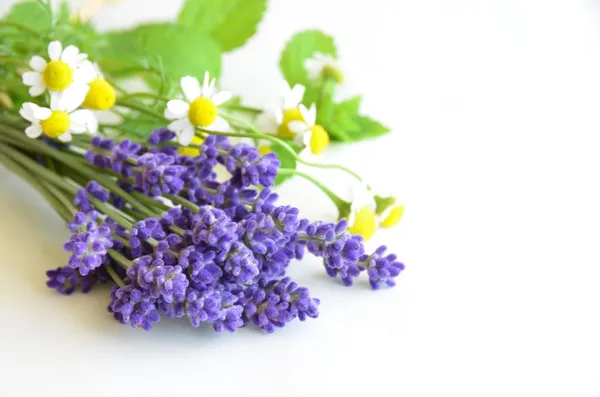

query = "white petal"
[274,108,283,125]
[167,100,189,117]
[29,84,46,97]
[57,132,72,142]
[178,125,195,146]
[78,53,89,62]
[293,129,309,147]
[25,125,43,139]
[33,106,52,121]
[60,45,80,65]
[61,86,88,112]
[164,108,180,120]
[205,78,216,98]
[21,71,42,86]
[306,103,317,126]
[29,56,47,72]
[168,118,190,132]
[70,110,97,133]
[180,76,201,102]
[254,112,278,134]
[297,105,310,125]
[206,116,229,132]
[201,72,210,96]
[73,60,96,83]
[211,90,231,106]
[48,41,62,61]
[50,92,61,110]
[19,103,37,122]
[288,120,308,136]
[284,84,305,109]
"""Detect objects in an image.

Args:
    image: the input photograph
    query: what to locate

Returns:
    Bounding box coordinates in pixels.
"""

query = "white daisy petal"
[274,108,283,125]
[61,86,88,112]
[254,112,279,134]
[48,41,62,61]
[167,100,190,117]
[211,90,232,106]
[50,92,61,110]
[205,77,216,98]
[202,72,210,96]
[70,110,97,133]
[57,132,72,142]
[168,118,191,132]
[60,45,80,65]
[297,105,310,125]
[73,60,96,83]
[25,125,43,139]
[206,116,229,132]
[178,125,195,146]
[164,108,180,120]
[33,106,52,121]
[306,103,317,126]
[293,129,308,147]
[29,56,47,72]
[21,71,42,86]
[288,120,308,135]
[302,130,313,147]
[180,76,201,102]
[29,84,45,97]
[19,103,37,122]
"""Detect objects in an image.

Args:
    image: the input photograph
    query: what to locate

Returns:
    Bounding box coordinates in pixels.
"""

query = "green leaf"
[4,0,51,32]
[279,30,337,89]
[54,1,71,27]
[270,142,300,185]
[178,0,267,52]
[324,96,390,142]
[102,23,221,82]
[118,112,165,141]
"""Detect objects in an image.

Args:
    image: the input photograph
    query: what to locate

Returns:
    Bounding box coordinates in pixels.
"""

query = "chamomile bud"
[345,181,378,241]
[380,204,405,228]
[83,65,115,110]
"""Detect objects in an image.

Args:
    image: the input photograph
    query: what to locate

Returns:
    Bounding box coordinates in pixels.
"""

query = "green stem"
[104,264,126,288]
[118,92,169,103]
[108,250,132,270]
[116,100,168,122]
[278,168,349,215]
[318,79,336,124]
[223,104,263,115]
[0,21,45,38]
[113,234,130,248]
[163,193,200,212]
[41,180,78,216]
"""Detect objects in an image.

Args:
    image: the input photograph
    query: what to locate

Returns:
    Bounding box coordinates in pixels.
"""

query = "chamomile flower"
[254,84,306,138]
[304,52,344,84]
[288,104,330,155]
[83,63,116,111]
[21,41,96,96]
[346,182,378,241]
[380,203,405,228]
[165,72,231,146]
[20,90,98,142]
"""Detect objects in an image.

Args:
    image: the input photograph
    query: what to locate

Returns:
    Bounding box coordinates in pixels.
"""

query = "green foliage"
[325,96,390,142]
[178,0,267,52]
[271,141,300,185]
[4,0,51,33]
[118,112,165,141]
[279,30,337,92]
[102,23,221,84]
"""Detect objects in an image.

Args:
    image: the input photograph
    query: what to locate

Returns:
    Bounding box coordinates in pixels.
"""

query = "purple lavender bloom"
[298,219,366,286]
[220,241,260,284]
[108,285,160,331]
[135,152,186,197]
[148,128,176,146]
[239,277,319,333]
[64,226,113,276]
[127,256,189,303]
[129,218,166,258]
[179,247,223,287]
[86,181,109,203]
[191,206,239,251]
[87,137,142,178]
[46,266,108,294]
[73,188,92,212]
[68,211,98,232]
[219,143,280,188]
[184,287,224,327]
[360,245,406,289]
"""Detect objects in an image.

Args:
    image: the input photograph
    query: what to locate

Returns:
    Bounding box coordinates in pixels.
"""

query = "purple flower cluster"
[50,131,404,335]
[46,266,108,295]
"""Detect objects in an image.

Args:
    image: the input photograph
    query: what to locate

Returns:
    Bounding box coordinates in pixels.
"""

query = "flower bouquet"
[0,0,405,333]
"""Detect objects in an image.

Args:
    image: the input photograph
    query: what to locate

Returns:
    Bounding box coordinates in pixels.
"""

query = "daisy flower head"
[21,41,96,96]
[83,63,116,111]
[165,72,231,146]
[254,84,306,138]
[374,191,405,228]
[346,181,378,241]
[304,52,344,84]
[20,89,98,142]
[288,103,330,155]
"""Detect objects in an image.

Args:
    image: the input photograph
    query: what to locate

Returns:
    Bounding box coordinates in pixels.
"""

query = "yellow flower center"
[348,205,378,241]
[188,97,217,127]
[83,78,116,110]
[323,64,344,84]
[40,111,70,138]
[277,108,304,138]
[380,205,405,228]
[258,145,272,155]
[178,135,204,157]
[309,125,330,154]
[42,60,73,91]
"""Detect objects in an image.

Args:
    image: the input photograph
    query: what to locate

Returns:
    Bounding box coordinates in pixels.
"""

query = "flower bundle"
[0,0,405,334]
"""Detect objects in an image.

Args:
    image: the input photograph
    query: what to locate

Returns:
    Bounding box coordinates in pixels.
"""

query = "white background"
[1,0,600,396]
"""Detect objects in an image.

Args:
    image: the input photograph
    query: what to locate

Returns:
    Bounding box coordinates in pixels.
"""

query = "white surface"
[1,0,600,396]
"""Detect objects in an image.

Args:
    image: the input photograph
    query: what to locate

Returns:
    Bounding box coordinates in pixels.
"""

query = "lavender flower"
[219,241,260,284]
[108,285,160,331]
[86,181,109,203]
[191,206,239,251]
[64,226,113,276]
[68,211,98,232]
[73,188,92,212]
[86,137,142,178]
[127,256,189,303]
[360,245,406,289]
[179,246,223,287]
[129,218,166,258]
[219,143,280,188]
[239,277,319,333]
[135,152,186,197]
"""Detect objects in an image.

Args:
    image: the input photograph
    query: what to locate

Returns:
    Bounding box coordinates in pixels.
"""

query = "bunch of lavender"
[10,129,404,333]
